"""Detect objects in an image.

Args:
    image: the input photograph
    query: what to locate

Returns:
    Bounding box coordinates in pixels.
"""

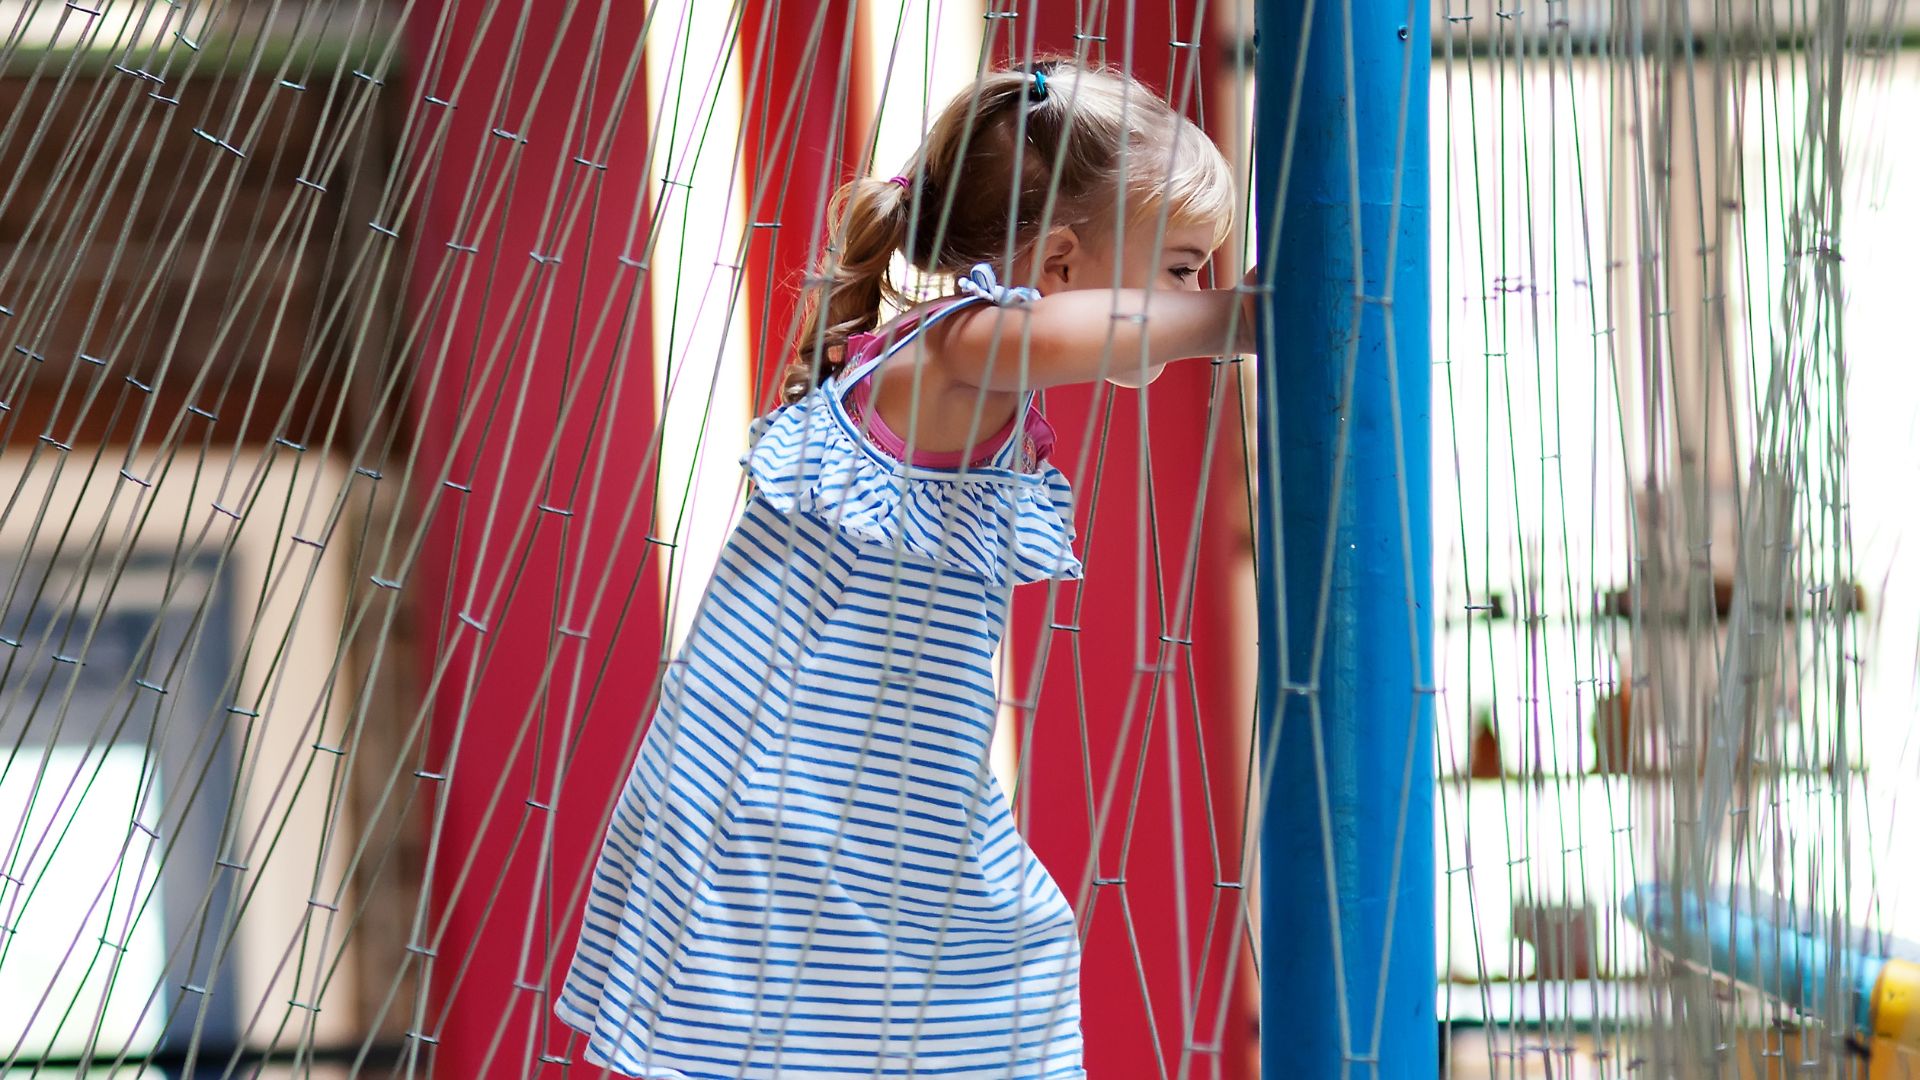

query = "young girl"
[555,60,1256,1078]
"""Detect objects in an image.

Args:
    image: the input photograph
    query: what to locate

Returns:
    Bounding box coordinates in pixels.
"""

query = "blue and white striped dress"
[555,266,1088,1078]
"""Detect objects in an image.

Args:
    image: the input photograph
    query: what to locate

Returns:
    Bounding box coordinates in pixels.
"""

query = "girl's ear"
[1034,225,1082,293]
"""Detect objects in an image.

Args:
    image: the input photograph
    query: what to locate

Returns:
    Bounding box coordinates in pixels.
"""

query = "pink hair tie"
[887,175,914,191]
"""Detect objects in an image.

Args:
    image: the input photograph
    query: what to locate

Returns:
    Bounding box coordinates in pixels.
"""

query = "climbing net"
[0,0,1913,1077]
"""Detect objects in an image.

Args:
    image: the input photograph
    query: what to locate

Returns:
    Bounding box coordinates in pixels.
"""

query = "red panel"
[739,0,870,411]
[403,7,663,1075]
[1009,10,1259,1080]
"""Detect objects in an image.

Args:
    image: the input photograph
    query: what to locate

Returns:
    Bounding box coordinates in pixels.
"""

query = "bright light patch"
[645,1,755,652]
[0,746,167,1054]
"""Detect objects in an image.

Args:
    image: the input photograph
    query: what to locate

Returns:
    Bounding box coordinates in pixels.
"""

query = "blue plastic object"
[1624,883,1884,1036]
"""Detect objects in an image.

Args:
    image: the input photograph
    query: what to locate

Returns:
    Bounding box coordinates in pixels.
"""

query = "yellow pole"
[1873,959,1920,1053]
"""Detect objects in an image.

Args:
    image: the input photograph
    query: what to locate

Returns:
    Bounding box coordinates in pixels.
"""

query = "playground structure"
[0,0,1914,1077]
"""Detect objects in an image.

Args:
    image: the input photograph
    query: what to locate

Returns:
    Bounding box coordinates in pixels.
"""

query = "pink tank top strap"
[838,296,1055,470]
[840,295,975,386]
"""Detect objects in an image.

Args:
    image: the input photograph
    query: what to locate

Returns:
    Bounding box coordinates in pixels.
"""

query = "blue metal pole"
[1253,0,1434,1076]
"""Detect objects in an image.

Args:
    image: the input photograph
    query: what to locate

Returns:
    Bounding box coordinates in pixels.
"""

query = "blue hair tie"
[1029,69,1048,103]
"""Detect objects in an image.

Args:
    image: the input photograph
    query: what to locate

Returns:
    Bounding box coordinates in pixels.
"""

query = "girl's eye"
[1170,266,1198,281]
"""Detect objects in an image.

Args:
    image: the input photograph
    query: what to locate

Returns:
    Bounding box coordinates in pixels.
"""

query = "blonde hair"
[785,59,1236,403]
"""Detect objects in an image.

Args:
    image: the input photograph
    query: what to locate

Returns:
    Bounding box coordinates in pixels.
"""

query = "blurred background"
[0,0,1914,1076]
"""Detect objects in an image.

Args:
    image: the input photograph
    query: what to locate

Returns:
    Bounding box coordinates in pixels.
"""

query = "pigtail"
[785,178,913,404]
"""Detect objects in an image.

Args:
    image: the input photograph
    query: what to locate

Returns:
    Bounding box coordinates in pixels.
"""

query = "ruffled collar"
[740,388,1084,584]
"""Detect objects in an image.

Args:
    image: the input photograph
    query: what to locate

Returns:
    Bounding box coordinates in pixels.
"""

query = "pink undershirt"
[840,307,1056,470]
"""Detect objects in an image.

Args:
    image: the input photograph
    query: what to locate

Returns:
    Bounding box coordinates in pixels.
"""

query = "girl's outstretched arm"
[926,285,1259,394]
